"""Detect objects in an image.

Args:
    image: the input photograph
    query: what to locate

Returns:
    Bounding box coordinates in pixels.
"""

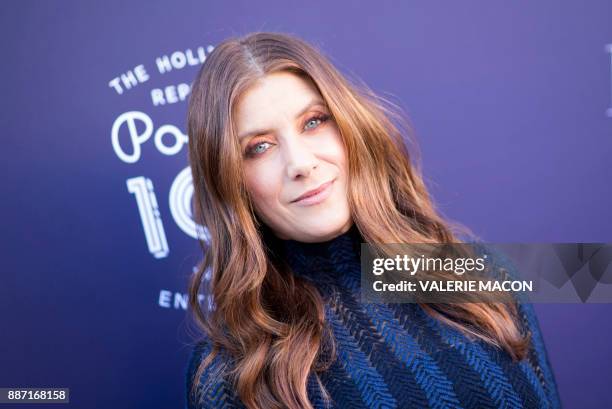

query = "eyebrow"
[237,98,327,141]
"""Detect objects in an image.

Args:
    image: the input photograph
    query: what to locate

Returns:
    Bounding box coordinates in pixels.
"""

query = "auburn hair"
[186,31,530,409]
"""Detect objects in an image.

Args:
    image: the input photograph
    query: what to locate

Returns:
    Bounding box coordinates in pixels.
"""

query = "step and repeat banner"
[2,1,611,408]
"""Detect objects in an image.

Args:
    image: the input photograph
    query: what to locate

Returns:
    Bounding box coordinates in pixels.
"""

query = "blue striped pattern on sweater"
[186,226,562,408]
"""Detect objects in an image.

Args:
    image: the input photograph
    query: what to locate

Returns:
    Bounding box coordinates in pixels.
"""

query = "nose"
[284,135,319,179]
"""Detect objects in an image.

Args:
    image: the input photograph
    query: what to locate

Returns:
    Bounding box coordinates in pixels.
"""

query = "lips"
[291,180,334,203]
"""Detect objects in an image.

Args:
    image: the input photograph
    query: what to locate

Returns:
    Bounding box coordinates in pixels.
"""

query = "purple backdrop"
[2,1,611,408]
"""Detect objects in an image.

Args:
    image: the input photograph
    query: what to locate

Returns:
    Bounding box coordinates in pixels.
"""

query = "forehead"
[234,72,323,131]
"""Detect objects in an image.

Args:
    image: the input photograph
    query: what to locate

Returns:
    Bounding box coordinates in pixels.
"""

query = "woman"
[185,32,561,409]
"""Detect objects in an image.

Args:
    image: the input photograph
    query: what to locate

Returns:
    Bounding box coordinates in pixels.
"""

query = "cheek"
[325,130,348,171]
[244,163,281,210]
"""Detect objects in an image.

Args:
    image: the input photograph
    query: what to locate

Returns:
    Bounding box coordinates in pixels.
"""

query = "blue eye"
[304,114,330,130]
[247,141,271,156]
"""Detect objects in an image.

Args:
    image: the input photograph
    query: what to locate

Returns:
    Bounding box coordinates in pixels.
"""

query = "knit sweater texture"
[186,225,562,408]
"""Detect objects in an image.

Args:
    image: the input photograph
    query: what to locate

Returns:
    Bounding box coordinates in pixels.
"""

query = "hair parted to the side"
[186,31,531,409]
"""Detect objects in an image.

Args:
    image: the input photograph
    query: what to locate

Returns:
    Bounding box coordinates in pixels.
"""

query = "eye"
[245,141,272,157]
[303,114,330,131]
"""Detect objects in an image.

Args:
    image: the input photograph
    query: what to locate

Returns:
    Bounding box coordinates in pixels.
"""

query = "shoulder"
[185,337,245,409]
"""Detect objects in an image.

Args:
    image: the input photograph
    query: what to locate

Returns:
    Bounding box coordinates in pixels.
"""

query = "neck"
[265,224,364,292]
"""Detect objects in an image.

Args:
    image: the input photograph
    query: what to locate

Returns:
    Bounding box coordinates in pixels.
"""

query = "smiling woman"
[185,32,561,409]
[234,72,352,242]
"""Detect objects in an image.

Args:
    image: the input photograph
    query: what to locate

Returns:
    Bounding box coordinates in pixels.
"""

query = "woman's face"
[234,71,353,243]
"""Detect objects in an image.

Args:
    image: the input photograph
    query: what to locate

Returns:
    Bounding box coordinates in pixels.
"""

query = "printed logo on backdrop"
[108,45,214,311]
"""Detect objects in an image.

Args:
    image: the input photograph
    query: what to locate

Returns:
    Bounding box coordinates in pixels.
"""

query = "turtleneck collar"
[265,223,364,292]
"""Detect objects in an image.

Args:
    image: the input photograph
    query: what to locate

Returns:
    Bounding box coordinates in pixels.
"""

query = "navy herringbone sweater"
[186,225,562,408]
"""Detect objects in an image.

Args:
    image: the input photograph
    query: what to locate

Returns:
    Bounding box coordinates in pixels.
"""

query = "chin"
[298,215,352,243]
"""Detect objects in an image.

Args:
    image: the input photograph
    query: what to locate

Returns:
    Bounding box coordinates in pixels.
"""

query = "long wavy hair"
[187,31,530,409]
